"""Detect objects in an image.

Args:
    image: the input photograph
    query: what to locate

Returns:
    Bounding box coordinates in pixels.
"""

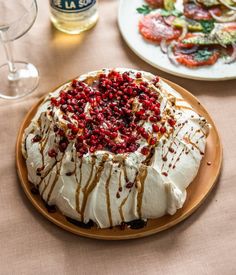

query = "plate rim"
[118,0,236,81]
[16,77,223,240]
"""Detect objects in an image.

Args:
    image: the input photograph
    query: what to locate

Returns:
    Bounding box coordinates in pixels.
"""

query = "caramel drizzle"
[122,158,128,182]
[80,157,96,221]
[38,153,65,202]
[166,139,184,173]
[166,126,205,173]
[34,112,54,177]
[118,170,122,190]
[41,172,53,197]
[176,105,193,111]
[161,119,205,173]
[83,74,99,86]
[46,159,64,203]
[136,165,148,219]
[38,160,57,188]
[119,194,129,222]
[80,154,108,222]
[174,98,193,111]
[171,146,185,170]
[75,158,83,214]
[165,131,189,173]
[105,166,113,227]
[142,147,155,166]
[183,135,204,155]
[38,113,51,169]
[161,122,187,169]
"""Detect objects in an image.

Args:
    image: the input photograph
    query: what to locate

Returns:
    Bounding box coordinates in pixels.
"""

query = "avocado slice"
[173,18,203,31]
[182,34,218,45]
[182,24,236,45]
[164,0,175,11]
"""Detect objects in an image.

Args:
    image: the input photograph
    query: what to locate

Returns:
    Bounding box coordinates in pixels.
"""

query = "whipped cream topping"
[22,69,209,228]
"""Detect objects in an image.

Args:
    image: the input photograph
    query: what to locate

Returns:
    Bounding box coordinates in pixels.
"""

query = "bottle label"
[50,0,96,13]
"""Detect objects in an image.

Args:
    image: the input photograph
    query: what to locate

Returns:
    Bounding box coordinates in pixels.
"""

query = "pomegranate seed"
[160,126,166,134]
[149,137,157,145]
[90,146,96,153]
[141,147,149,155]
[67,94,73,100]
[58,129,65,136]
[143,100,151,108]
[168,119,176,127]
[78,122,85,128]
[136,72,142,78]
[48,149,57,158]
[152,125,159,132]
[77,135,84,142]
[154,108,160,115]
[32,135,42,143]
[136,109,145,116]
[153,76,159,84]
[126,181,134,188]
[138,127,145,134]
[71,127,79,135]
[72,114,79,121]
[110,132,118,139]
[156,115,161,121]
[97,144,103,150]
[60,98,66,105]
[61,104,67,111]
[79,113,86,119]
[149,116,157,123]
[68,134,75,140]
[51,98,59,107]
[72,79,78,87]
[97,113,104,121]
[71,98,78,105]
[141,131,149,140]
[59,142,68,152]
[129,144,139,152]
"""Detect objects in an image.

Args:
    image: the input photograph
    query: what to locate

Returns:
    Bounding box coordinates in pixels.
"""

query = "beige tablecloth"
[0,1,236,274]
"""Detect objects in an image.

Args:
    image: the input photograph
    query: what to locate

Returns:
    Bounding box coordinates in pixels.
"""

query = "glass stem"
[3,41,17,73]
[0,31,17,80]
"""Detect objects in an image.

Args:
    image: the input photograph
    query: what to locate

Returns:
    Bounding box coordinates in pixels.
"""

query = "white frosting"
[22,69,209,228]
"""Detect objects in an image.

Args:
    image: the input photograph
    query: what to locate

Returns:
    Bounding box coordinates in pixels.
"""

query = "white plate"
[118,0,236,81]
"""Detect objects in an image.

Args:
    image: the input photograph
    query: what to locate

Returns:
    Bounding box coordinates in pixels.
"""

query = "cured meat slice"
[145,0,164,8]
[139,14,181,43]
[184,3,222,20]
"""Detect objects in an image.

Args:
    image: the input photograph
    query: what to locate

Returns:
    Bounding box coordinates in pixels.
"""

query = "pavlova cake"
[22,69,209,229]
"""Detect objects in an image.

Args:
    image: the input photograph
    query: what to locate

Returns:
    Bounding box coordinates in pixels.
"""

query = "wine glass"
[0,0,39,100]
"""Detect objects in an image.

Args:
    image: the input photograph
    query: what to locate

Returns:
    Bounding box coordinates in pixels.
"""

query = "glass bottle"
[50,0,99,34]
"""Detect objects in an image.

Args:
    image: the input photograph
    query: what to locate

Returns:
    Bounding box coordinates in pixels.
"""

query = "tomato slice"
[184,3,222,20]
[145,0,164,8]
[174,46,220,67]
[139,14,181,43]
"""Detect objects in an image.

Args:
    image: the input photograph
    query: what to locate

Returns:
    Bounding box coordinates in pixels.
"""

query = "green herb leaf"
[200,20,215,34]
[136,5,153,15]
[194,49,213,61]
